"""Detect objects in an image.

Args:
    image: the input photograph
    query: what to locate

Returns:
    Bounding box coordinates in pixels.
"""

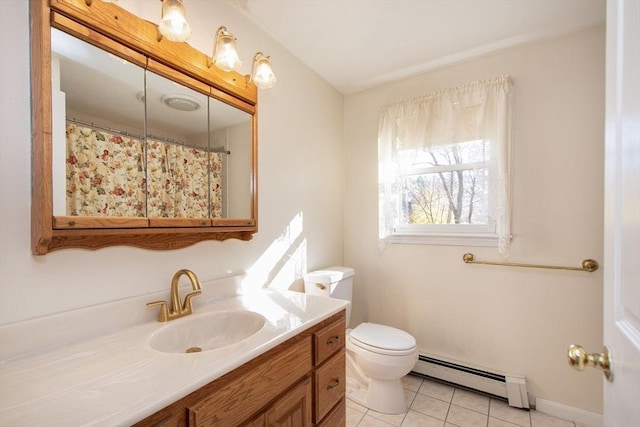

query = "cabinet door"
[265,377,312,427]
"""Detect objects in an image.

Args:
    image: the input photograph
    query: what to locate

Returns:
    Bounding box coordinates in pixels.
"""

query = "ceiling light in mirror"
[159,0,192,43]
[161,93,201,111]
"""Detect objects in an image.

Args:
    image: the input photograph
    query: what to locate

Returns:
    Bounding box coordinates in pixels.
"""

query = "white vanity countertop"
[0,288,348,426]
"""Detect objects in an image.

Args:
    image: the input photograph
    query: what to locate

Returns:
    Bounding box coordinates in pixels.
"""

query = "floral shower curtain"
[65,123,145,217]
[66,122,223,218]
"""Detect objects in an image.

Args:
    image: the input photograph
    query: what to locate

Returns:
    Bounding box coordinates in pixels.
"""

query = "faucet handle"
[182,290,202,313]
[146,300,170,322]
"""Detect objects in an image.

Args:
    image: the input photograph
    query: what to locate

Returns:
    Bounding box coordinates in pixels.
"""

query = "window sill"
[389,232,499,247]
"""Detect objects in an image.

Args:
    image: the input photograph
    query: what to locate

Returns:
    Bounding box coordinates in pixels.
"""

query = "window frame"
[390,142,499,248]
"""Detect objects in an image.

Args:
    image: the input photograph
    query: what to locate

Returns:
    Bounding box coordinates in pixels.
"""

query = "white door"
[603,0,640,425]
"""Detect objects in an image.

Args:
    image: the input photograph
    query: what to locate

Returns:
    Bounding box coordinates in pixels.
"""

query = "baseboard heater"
[412,354,529,409]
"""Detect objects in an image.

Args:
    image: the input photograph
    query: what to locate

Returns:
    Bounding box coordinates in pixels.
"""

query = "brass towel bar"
[462,253,599,273]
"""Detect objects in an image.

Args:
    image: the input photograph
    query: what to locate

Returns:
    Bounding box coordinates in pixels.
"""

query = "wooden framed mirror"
[30,0,259,255]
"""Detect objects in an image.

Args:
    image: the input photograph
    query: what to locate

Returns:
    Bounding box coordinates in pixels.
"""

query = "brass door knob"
[567,344,613,382]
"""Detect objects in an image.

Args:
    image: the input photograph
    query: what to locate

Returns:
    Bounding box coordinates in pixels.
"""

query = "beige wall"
[0,1,344,324]
[344,27,605,413]
[0,0,606,414]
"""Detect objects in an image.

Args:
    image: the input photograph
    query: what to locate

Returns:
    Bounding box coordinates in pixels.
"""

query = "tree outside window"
[400,140,489,227]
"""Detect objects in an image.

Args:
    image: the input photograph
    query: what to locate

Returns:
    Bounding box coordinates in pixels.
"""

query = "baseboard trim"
[535,398,603,427]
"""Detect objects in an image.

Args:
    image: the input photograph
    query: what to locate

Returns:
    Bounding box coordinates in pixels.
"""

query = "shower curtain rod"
[66,117,231,155]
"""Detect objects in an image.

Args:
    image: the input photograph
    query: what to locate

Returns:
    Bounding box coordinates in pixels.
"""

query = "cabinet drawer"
[316,397,345,427]
[313,317,345,365]
[313,350,345,423]
[188,336,312,426]
[133,411,186,427]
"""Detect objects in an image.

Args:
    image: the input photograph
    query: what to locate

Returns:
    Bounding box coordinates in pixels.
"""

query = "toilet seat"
[350,322,416,356]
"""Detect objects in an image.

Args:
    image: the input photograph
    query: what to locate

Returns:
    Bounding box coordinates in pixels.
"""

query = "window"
[399,139,491,223]
[378,76,512,254]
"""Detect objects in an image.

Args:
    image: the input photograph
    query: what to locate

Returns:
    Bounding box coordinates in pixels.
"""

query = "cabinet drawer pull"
[327,335,341,345]
[326,379,340,390]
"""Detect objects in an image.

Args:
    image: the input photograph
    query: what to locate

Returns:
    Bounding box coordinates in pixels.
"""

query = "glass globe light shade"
[251,53,277,89]
[158,0,192,43]
[214,29,242,72]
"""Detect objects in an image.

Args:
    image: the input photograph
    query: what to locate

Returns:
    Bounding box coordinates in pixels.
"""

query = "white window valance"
[378,75,513,255]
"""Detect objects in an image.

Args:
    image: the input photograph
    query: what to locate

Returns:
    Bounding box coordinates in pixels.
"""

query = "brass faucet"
[147,269,202,322]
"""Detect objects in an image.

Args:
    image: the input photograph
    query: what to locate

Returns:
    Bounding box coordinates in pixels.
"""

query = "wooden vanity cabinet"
[133,311,346,427]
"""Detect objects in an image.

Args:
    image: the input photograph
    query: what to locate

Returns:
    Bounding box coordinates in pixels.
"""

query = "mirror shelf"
[30,0,259,255]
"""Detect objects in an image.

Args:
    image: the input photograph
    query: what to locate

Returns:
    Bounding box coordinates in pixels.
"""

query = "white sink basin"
[149,310,266,354]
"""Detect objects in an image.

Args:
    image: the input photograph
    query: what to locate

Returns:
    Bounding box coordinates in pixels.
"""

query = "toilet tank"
[303,266,354,324]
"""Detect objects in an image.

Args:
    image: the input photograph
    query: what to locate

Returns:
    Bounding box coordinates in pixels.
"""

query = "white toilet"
[304,267,418,414]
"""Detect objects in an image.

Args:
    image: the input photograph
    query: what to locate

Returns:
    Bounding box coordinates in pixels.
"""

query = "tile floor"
[346,374,585,427]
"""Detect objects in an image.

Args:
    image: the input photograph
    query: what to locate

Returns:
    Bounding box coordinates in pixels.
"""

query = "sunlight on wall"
[243,212,307,291]
[269,238,307,290]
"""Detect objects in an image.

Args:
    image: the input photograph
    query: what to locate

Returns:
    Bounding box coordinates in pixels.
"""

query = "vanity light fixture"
[85,0,278,88]
[209,26,242,72]
[249,52,277,89]
[158,0,192,43]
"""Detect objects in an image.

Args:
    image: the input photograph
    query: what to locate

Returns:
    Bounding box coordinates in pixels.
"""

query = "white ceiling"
[229,0,606,94]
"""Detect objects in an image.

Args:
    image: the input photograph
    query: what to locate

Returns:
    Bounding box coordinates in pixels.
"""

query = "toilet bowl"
[304,267,418,414]
[346,322,418,414]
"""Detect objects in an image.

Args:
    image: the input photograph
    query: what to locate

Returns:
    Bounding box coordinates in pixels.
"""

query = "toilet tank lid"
[304,266,354,284]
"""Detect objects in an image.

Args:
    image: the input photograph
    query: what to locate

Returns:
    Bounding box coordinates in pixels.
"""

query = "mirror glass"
[51,28,146,217]
[50,28,253,221]
[209,98,253,219]
[145,70,210,219]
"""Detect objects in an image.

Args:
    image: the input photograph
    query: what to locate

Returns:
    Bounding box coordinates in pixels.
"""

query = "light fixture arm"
[248,51,263,84]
